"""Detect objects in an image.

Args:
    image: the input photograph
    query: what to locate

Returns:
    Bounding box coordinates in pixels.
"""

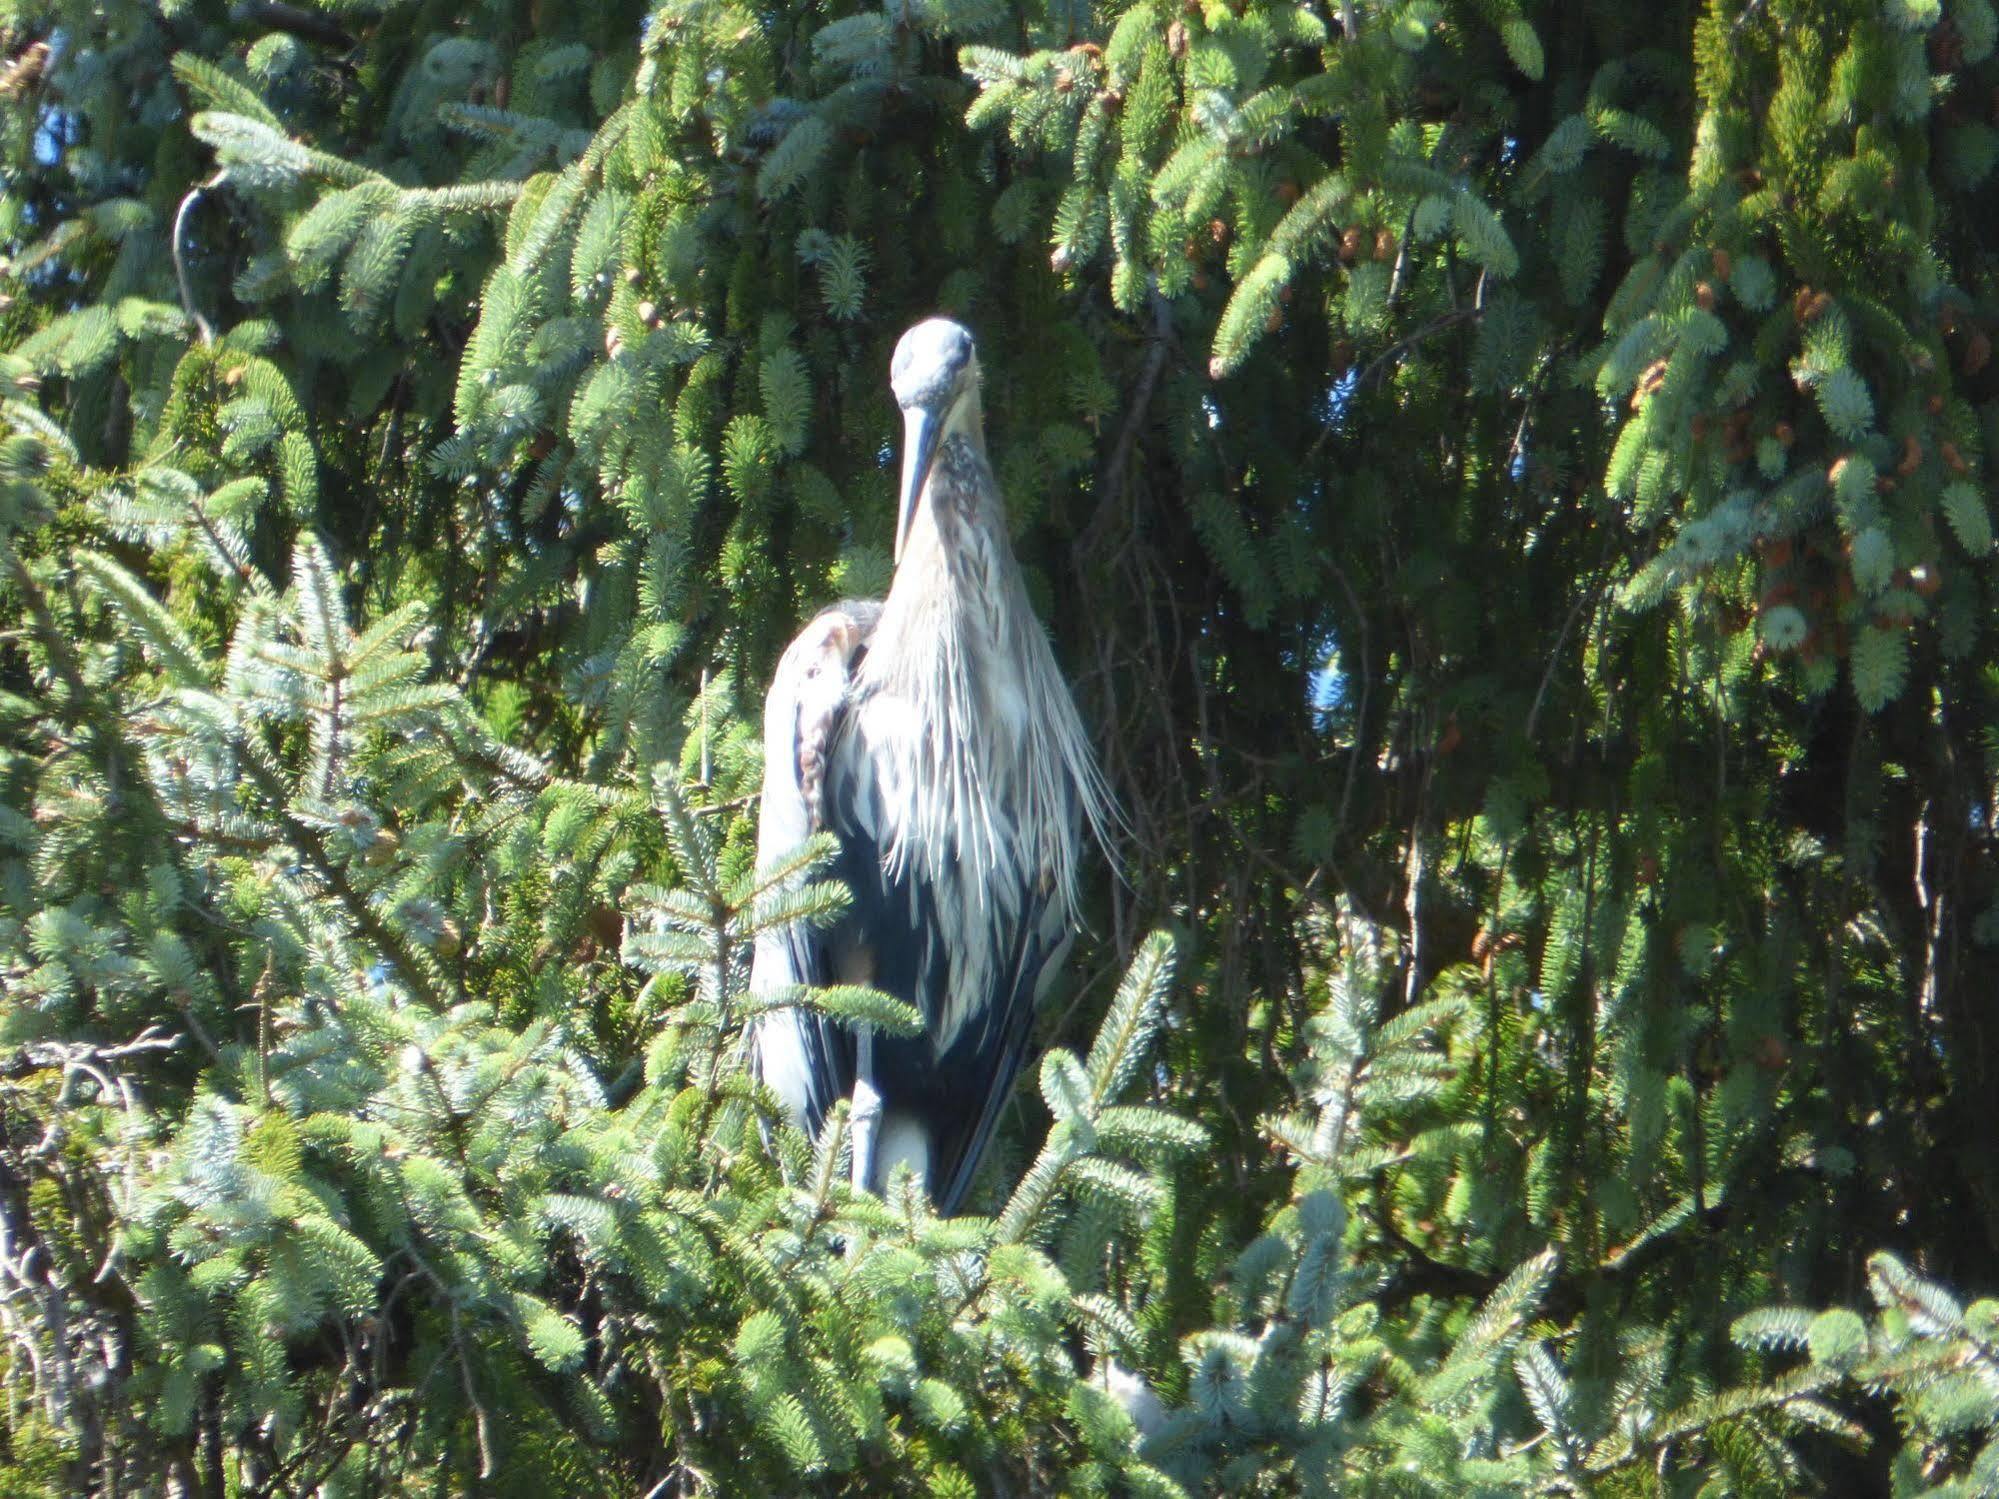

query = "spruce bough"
[2,0,1998,1490]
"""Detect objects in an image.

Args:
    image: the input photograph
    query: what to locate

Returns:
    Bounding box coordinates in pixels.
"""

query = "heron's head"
[890,318,980,562]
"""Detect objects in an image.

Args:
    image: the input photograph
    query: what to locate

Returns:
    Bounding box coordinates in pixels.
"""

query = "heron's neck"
[878,401,1004,655]
[859,390,1114,916]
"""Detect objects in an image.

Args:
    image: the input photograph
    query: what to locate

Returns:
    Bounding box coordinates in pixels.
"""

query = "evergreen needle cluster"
[2,0,1998,1492]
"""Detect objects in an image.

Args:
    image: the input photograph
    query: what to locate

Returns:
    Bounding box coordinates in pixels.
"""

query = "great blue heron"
[751,318,1115,1212]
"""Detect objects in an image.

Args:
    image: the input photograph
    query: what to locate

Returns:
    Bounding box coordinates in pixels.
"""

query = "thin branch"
[1095,289,1176,519]
[238,1,356,50]
[449,1304,495,1479]
[1353,310,1475,394]
[692,792,756,818]
[172,175,223,347]
[401,1239,496,1481]
[1526,584,1596,742]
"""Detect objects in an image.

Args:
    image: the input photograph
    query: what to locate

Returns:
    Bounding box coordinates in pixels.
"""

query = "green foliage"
[3,0,1999,1491]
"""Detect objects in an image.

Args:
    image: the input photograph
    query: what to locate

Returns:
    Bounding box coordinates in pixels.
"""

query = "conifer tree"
[3,0,1999,1491]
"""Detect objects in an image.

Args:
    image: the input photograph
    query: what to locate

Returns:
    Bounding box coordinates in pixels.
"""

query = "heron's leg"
[850,1028,883,1192]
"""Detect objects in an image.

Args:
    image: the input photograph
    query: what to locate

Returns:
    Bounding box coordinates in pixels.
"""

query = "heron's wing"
[750,601,881,1136]
[923,886,1073,1214]
[825,701,1078,1212]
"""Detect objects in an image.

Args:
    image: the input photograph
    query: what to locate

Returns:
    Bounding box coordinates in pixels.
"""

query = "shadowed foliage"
[1,0,1999,1491]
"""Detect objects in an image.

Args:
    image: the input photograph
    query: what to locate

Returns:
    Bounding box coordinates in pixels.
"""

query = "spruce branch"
[996,932,1180,1243]
[240,746,448,1010]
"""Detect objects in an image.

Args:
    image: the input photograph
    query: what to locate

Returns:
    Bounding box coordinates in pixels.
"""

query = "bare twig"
[1326,560,1371,831]
[1353,310,1475,393]
[450,1305,496,1479]
[699,665,712,787]
[1526,586,1595,742]
[692,792,756,818]
[1095,290,1177,523]
[399,1244,496,1480]
[22,1027,181,1066]
[172,175,224,347]
[238,1,355,49]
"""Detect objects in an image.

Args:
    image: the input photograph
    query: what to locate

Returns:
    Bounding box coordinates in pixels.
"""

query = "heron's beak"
[896,404,940,564]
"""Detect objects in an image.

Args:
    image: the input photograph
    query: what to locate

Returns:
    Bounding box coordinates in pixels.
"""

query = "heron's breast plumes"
[854,435,1115,928]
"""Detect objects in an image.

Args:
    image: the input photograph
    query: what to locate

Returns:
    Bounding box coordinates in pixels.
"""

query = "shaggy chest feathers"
[826,434,1109,1050]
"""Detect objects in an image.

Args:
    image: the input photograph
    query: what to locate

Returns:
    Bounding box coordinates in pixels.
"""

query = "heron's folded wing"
[926,885,1072,1215]
[750,601,881,1135]
[835,812,1075,1215]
